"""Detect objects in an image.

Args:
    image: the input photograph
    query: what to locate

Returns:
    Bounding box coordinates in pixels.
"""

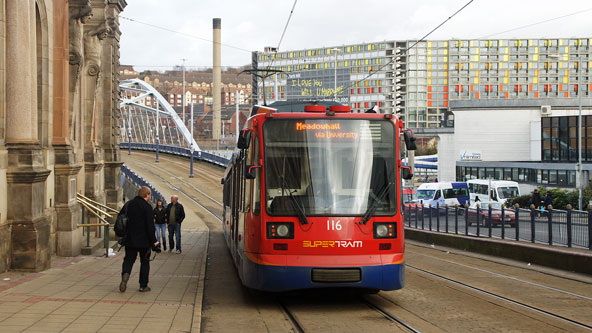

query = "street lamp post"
[189,103,194,178]
[332,48,340,101]
[551,53,584,209]
[155,102,160,162]
[577,54,583,210]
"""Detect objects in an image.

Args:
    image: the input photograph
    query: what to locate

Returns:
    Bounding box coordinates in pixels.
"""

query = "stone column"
[54,0,83,256]
[5,0,51,271]
[102,1,126,210]
[82,3,108,204]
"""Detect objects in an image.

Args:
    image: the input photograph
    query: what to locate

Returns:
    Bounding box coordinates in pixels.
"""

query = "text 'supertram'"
[222,101,416,292]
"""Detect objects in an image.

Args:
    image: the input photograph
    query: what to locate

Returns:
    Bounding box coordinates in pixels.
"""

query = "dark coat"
[125,196,157,248]
[531,192,542,207]
[154,206,166,224]
[544,194,553,208]
[165,202,186,224]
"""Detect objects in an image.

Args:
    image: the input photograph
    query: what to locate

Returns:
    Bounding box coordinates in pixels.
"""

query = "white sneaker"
[176,249,181,254]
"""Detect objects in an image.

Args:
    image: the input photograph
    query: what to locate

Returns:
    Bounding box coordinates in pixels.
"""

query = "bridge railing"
[120,142,231,167]
[121,163,167,205]
[404,203,592,250]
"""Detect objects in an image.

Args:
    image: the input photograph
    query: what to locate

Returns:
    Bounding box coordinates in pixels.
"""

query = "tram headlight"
[276,224,289,237]
[373,222,396,239]
[267,222,294,239]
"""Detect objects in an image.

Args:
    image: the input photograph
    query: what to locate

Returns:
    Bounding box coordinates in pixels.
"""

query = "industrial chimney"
[212,18,221,142]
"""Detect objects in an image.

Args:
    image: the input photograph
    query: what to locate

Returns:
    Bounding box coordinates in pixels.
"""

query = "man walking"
[120,186,159,292]
[165,195,185,253]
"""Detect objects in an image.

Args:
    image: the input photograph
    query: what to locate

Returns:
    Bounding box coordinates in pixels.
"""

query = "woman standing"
[154,199,167,251]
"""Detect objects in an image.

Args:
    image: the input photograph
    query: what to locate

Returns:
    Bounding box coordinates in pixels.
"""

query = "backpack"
[114,201,129,238]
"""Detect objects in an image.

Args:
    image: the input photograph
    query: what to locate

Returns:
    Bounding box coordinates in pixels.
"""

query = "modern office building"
[255,38,592,128]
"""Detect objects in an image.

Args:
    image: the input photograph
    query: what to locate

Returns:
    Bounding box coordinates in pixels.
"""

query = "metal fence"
[404,204,592,250]
[121,164,167,206]
[119,142,230,167]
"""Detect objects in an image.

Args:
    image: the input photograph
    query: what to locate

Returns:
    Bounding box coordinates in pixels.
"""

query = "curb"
[405,228,592,275]
[192,229,210,332]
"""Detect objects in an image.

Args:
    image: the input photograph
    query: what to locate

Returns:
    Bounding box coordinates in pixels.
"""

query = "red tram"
[221,101,416,292]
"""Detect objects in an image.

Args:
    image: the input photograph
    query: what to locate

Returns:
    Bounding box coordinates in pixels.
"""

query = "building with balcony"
[255,38,591,129]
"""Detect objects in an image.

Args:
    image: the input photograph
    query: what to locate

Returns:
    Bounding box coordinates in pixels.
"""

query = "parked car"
[467,202,516,227]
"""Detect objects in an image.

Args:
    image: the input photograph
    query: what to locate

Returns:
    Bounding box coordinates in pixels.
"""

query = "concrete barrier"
[405,228,592,275]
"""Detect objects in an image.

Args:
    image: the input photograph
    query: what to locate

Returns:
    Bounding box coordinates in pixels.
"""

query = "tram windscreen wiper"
[280,177,309,225]
[278,156,308,225]
[360,182,393,225]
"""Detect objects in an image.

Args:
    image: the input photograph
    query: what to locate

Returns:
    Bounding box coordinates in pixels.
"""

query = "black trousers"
[122,247,150,288]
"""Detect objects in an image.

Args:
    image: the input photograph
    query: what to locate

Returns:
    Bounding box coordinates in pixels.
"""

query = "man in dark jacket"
[120,186,159,292]
[165,195,185,253]
[531,189,542,208]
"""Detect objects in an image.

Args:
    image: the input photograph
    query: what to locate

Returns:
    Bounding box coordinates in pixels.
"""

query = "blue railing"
[120,142,230,167]
[121,163,167,206]
[404,204,592,250]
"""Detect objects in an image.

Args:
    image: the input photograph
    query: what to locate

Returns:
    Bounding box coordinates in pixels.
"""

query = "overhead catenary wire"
[263,0,298,73]
[349,0,474,90]
[478,7,592,39]
[120,16,252,53]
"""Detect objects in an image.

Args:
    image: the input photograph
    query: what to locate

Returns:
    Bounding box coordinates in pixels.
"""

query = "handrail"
[76,193,118,214]
[77,199,111,225]
[76,195,114,219]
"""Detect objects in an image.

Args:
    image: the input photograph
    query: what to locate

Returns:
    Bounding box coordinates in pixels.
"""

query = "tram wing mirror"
[245,165,261,179]
[237,129,252,150]
[401,166,413,180]
[403,131,417,151]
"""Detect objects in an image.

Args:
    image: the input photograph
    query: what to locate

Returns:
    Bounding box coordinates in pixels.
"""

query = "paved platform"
[0,230,207,332]
[0,155,212,332]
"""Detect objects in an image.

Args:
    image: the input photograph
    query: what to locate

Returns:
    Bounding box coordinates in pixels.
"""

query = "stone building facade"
[0,0,126,272]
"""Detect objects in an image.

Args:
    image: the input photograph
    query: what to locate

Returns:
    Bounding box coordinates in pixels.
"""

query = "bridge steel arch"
[119,79,200,151]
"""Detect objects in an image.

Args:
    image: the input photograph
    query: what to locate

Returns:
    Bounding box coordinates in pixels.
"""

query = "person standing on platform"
[120,186,159,292]
[165,195,185,253]
[544,191,553,209]
[154,199,167,251]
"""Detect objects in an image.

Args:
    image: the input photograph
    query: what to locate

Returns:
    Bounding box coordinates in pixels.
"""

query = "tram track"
[361,296,421,332]
[407,264,592,331]
[277,298,306,333]
[130,159,223,222]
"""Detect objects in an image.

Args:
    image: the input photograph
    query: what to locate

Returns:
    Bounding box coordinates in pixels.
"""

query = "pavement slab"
[0,228,208,332]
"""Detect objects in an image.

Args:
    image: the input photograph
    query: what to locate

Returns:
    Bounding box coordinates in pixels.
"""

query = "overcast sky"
[119,0,592,71]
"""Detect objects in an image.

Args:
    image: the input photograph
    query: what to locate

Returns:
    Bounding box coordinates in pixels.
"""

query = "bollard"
[566,204,572,248]
[515,204,520,241]
[547,205,553,245]
[445,204,449,233]
[464,204,469,236]
[454,205,459,234]
[501,204,506,240]
[436,202,440,232]
[488,204,493,238]
[530,204,536,243]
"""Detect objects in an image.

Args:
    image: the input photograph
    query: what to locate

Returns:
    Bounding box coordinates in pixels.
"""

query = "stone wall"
[0,0,125,272]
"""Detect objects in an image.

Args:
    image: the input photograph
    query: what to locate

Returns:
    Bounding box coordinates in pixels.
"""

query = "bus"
[467,179,520,204]
[416,182,470,207]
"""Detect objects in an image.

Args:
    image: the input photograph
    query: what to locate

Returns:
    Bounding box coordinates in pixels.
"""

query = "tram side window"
[252,137,261,215]
[223,176,230,207]
[244,140,253,213]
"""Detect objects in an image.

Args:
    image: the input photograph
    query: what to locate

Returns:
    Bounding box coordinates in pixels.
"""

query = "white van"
[416,182,470,207]
[467,179,520,204]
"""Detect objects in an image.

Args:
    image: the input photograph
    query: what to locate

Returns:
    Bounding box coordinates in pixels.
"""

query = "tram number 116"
[327,220,342,231]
